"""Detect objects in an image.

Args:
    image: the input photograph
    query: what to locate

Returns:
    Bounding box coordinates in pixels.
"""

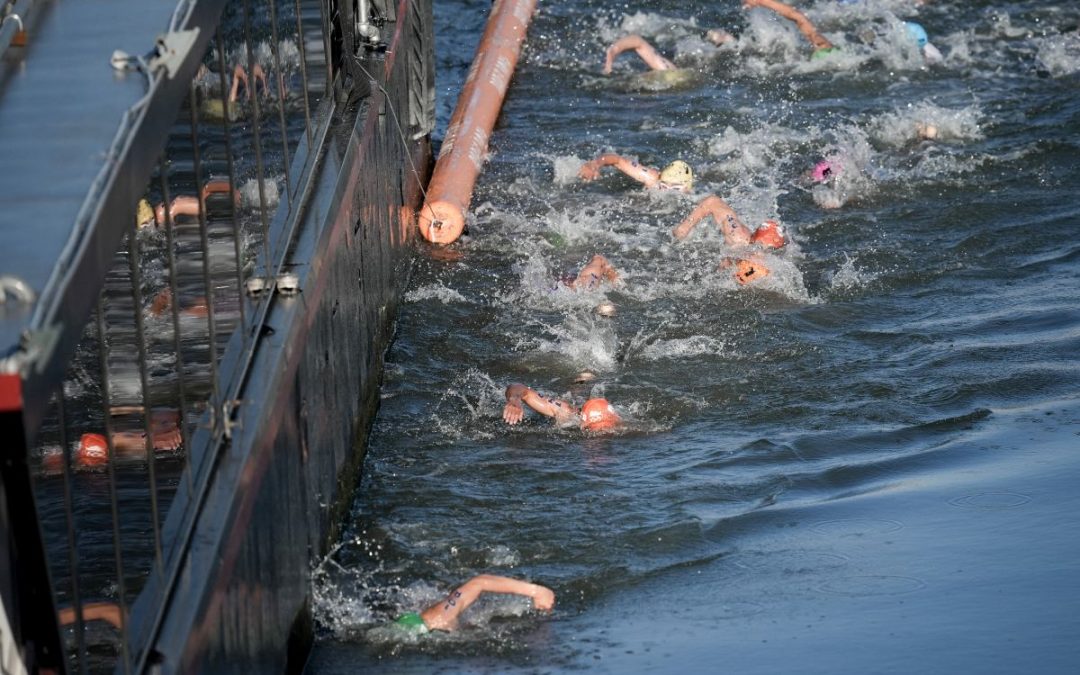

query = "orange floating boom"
[418,0,537,244]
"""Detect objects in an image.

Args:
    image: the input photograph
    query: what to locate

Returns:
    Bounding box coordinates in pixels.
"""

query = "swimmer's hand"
[503,400,525,425]
[742,0,762,9]
[531,585,556,612]
[672,220,694,240]
[578,161,601,181]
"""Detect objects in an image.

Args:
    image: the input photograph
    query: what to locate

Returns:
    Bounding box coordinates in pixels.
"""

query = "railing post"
[0,374,65,673]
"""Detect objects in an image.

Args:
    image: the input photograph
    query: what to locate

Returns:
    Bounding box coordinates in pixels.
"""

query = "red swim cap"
[580,398,619,431]
[752,220,786,248]
[734,258,770,285]
[77,433,110,467]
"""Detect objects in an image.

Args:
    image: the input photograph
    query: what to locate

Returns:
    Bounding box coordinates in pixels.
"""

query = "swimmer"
[70,408,183,468]
[394,574,555,634]
[138,179,240,228]
[742,0,836,59]
[149,287,210,319]
[603,34,676,74]
[503,383,621,432]
[673,195,787,248]
[562,254,619,290]
[578,154,694,193]
[903,21,943,63]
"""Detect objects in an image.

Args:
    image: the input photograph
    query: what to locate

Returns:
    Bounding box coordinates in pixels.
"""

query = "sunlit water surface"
[309,1,1080,672]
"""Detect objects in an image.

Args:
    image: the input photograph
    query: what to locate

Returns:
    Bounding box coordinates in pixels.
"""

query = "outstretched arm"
[673,195,753,245]
[743,0,833,51]
[504,384,573,425]
[420,574,555,631]
[578,153,661,188]
[603,35,676,74]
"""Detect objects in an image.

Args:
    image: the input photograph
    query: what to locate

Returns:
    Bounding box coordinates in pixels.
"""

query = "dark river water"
[308,0,1076,672]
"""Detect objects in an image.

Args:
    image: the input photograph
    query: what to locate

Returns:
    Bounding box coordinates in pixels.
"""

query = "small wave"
[639,335,730,361]
[405,283,468,304]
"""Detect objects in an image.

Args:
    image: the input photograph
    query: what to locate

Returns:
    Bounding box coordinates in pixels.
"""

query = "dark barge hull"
[0,1,435,672]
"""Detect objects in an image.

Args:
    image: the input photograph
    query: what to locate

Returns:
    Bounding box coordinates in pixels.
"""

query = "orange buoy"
[418,0,537,244]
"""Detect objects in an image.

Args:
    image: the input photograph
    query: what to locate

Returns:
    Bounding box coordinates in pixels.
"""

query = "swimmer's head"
[734,258,770,285]
[659,160,694,191]
[752,220,786,249]
[706,29,734,46]
[580,398,620,431]
[77,433,110,467]
[137,199,155,228]
[811,160,837,183]
[904,22,928,48]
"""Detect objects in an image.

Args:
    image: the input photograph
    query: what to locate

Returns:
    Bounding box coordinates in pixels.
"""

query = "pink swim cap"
[811,160,836,183]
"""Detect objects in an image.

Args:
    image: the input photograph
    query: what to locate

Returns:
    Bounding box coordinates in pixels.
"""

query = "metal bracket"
[0,276,35,305]
[221,399,241,440]
[275,273,300,296]
[0,324,60,376]
[148,28,200,79]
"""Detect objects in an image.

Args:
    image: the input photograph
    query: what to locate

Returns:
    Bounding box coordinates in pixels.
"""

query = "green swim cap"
[811,47,839,60]
[394,612,429,633]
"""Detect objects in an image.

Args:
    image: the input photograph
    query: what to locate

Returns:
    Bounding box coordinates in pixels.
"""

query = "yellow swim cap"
[136,199,155,228]
[659,160,694,190]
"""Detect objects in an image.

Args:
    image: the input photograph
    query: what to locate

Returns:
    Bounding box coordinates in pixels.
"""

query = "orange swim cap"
[734,258,770,285]
[580,398,620,431]
[752,220,786,249]
[77,433,110,467]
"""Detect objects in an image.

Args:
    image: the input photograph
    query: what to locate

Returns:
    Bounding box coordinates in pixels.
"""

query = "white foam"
[829,254,878,292]
[639,335,730,361]
[865,101,984,148]
[1035,32,1080,77]
[239,177,280,210]
[405,283,469,304]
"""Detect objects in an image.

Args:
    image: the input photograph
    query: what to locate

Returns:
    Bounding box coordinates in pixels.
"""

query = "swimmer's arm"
[58,602,124,630]
[252,63,268,96]
[742,0,833,51]
[603,35,675,74]
[230,64,247,103]
[596,155,662,188]
[673,195,752,244]
[580,153,652,183]
[420,575,555,631]
[504,384,556,424]
[156,196,203,226]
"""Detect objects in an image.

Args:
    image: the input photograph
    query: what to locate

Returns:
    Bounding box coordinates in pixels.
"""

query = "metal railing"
[1,0,434,672]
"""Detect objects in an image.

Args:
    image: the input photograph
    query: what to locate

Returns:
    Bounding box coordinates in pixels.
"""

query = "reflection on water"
[312,0,1080,671]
